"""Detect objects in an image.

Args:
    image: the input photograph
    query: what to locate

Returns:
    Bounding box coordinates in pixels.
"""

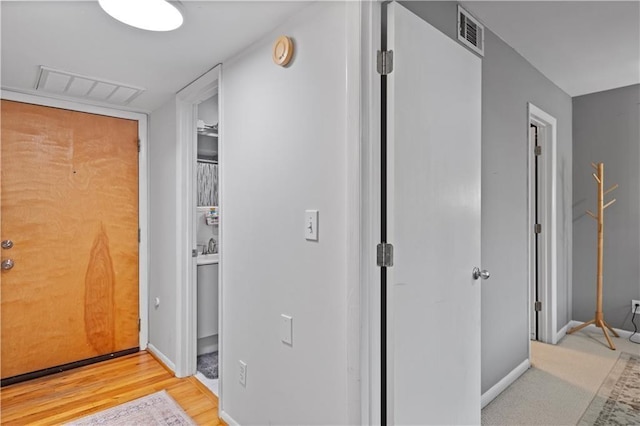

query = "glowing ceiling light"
[99,0,183,32]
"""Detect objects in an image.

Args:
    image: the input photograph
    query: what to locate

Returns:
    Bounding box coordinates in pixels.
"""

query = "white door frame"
[359,1,382,424]
[174,65,220,378]
[527,102,558,345]
[0,89,150,351]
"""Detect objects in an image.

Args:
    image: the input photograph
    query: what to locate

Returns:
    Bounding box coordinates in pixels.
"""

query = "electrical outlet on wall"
[280,314,293,345]
[632,300,640,314]
[239,360,247,387]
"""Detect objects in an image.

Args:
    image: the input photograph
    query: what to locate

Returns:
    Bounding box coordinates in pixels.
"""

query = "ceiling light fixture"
[98,0,183,32]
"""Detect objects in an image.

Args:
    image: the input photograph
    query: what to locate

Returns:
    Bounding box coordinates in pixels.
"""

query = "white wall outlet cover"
[281,314,293,345]
[632,300,640,314]
[305,210,319,241]
[239,360,247,387]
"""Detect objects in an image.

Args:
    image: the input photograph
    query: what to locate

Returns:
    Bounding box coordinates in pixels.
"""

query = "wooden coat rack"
[567,162,619,350]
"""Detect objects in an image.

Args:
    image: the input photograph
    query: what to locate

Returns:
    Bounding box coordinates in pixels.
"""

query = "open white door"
[385,3,482,424]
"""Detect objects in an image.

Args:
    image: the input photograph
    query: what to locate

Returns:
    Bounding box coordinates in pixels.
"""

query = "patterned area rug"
[68,390,195,425]
[578,352,640,425]
[197,351,219,380]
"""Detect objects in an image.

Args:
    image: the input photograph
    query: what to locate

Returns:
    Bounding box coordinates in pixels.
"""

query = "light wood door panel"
[1,100,139,379]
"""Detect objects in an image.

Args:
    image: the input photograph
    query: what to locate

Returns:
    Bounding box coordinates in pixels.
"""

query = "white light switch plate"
[281,314,293,345]
[239,360,247,387]
[305,210,318,241]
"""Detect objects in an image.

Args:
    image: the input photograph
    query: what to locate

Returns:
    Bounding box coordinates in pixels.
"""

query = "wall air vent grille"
[458,6,484,57]
[35,66,145,106]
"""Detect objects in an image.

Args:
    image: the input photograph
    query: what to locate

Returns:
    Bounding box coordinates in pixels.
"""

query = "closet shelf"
[197,253,219,265]
[197,130,218,138]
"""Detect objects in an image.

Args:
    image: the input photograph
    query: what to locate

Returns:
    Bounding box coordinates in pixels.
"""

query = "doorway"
[531,122,542,341]
[527,103,559,344]
[194,93,220,395]
[174,66,222,396]
[0,95,149,385]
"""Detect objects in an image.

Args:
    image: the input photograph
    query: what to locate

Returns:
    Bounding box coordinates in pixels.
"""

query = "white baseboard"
[147,343,176,373]
[567,320,635,339]
[220,410,240,426]
[555,322,569,343]
[481,359,530,409]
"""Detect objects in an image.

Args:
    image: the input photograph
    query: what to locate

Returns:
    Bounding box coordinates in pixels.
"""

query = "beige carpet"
[68,390,196,425]
[482,329,640,425]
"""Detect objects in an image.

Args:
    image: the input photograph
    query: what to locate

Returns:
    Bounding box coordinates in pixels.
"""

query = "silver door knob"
[472,267,490,280]
[2,259,14,270]
[1,240,13,249]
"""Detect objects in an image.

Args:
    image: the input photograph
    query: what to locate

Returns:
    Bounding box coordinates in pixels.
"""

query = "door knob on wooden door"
[2,259,14,270]
[1,240,13,249]
[472,267,490,280]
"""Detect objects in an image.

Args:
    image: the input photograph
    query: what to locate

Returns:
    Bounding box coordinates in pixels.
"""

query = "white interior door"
[386,3,482,424]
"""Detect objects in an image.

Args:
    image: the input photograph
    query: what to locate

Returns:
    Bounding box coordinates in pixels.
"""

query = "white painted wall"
[148,97,178,363]
[220,2,355,424]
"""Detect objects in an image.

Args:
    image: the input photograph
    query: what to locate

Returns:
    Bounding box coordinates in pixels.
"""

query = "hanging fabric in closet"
[197,162,218,206]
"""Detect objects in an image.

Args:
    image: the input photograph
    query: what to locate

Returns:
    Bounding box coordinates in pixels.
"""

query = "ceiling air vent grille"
[458,6,484,56]
[35,66,145,106]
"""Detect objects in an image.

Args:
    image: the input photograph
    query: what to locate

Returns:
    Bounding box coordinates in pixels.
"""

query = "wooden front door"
[1,100,140,380]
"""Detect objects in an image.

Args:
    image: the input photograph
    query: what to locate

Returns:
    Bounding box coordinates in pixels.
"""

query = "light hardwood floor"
[0,351,225,425]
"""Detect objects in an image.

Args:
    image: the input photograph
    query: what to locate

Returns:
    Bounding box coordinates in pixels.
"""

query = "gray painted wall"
[573,84,640,332]
[148,98,178,363]
[401,1,573,393]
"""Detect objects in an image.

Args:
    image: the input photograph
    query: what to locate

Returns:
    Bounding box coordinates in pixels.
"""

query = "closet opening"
[531,122,541,341]
[174,65,221,395]
[527,102,559,346]
[194,94,220,395]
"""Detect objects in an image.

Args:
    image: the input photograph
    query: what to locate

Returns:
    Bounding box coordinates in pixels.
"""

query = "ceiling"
[461,1,640,97]
[0,1,309,112]
[1,1,638,112]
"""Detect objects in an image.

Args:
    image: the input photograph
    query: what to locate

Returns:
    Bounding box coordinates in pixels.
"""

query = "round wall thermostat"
[272,35,294,67]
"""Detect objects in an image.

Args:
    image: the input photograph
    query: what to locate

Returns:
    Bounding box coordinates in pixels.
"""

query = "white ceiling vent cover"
[458,6,484,56]
[35,66,145,105]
